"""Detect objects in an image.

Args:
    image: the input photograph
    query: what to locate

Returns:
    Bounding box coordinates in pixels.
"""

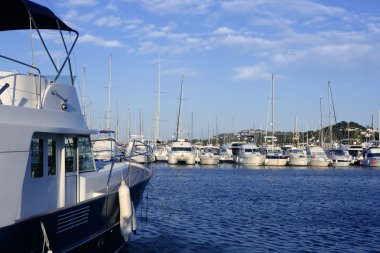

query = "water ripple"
[123,165,380,253]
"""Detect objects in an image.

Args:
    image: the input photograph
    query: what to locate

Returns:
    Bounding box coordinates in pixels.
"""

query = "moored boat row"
[149,140,380,168]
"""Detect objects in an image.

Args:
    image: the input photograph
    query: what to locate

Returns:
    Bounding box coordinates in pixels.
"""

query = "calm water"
[123,163,380,252]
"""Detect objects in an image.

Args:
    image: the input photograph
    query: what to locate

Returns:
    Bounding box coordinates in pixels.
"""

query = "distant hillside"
[201,121,375,146]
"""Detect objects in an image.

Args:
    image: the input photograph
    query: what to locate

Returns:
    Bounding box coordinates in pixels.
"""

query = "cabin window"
[172,147,192,152]
[48,139,56,176]
[65,137,77,173]
[78,136,95,172]
[31,138,43,178]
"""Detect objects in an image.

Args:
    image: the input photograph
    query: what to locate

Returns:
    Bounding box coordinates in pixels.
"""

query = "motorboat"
[307,146,330,167]
[0,1,152,251]
[126,135,153,163]
[154,142,170,162]
[286,147,308,166]
[263,145,289,166]
[236,143,265,165]
[92,130,121,161]
[167,139,196,165]
[327,148,352,167]
[360,146,380,167]
[344,144,364,165]
[219,144,234,162]
[230,142,242,163]
[199,146,220,165]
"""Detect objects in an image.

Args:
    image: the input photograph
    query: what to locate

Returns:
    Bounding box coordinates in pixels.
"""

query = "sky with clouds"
[2,0,380,141]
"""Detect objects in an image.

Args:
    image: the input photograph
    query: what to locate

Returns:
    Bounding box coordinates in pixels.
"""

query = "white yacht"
[344,144,364,165]
[263,145,289,166]
[230,142,242,163]
[307,146,330,167]
[327,149,352,167]
[167,76,196,165]
[236,143,265,165]
[199,146,220,165]
[286,147,308,166]
[167,139,196,165]
[360,147,380,167]
[92,130,120,161]
[263,74,288,166]
[154,142,170,162]
[126,135,153,164]
[0,2,152,251]
[219,144,234,162]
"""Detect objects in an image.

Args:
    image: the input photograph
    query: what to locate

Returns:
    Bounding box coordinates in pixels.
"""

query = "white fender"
[119,180,132,241]
[131,201,138,233]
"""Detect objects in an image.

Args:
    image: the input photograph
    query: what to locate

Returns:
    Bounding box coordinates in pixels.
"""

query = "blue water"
[123,163,380,252]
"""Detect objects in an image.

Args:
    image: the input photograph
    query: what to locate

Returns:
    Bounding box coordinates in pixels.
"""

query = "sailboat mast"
[126,106,131,144]
[155,56,161,144]
[271,73,275,147]
[116,100,119,140]
[107,55,112,130]
[82,67,86,118]
[176,75,184,140]
[328,81,332,148]
[320,97,324,147]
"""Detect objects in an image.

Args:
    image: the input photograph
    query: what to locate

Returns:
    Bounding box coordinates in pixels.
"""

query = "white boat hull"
[155,154,168,161]
[168,152,196,165]
[264,157,288,166]
[329,160,351,167]
[199,156,219,165]
[287,157,309,166]
[237,155,264,165]
[308,159,330,167]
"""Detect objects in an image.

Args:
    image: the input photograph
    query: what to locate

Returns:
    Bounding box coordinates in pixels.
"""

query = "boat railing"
[105,140,153,194]
[0,54,42,108]
[125,140,154,162]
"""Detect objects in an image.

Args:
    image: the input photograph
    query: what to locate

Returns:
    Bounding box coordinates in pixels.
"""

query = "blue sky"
[2,0,380,141]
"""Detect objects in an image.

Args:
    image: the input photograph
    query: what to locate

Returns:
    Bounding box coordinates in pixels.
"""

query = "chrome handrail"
[0,55,42,108]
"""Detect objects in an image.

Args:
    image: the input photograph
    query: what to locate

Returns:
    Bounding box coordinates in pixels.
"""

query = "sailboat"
[0,1,152,251]
[92,55,122,161]
[263,73,288,166]
[308,97,330,167]
[325,82,352,167]
[198,120,221,165]
[287,117,309,166]
[167,75,196,165]
[153,57,169,162]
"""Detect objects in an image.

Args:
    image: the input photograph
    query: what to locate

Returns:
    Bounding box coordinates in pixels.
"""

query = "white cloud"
[63,10,100,23]
[58,0,99,7]
[233,65,271,81]
[133,0,214,15]
[221,0,345,17]
[95,15,123,27]
[80,34,125,48]
[213,27,235,35]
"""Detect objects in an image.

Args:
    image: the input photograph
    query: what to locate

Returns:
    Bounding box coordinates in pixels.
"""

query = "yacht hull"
[264,157,288,166]
[199,157,219,165]
[329,161,350,167]
[308,160,330,167]
[360,158,380,167]
[237,155,264,165]
[0,178,150,253]
[287,157,309,166]
[168,153,196,165]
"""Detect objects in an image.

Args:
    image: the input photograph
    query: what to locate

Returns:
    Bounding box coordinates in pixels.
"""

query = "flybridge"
[0,0,78,85]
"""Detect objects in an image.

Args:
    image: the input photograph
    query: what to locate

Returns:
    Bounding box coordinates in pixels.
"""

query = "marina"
[124,163,380,253]
[1,0,380,252]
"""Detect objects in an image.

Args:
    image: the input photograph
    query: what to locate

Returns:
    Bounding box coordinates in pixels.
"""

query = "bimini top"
[0,0,76,32]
